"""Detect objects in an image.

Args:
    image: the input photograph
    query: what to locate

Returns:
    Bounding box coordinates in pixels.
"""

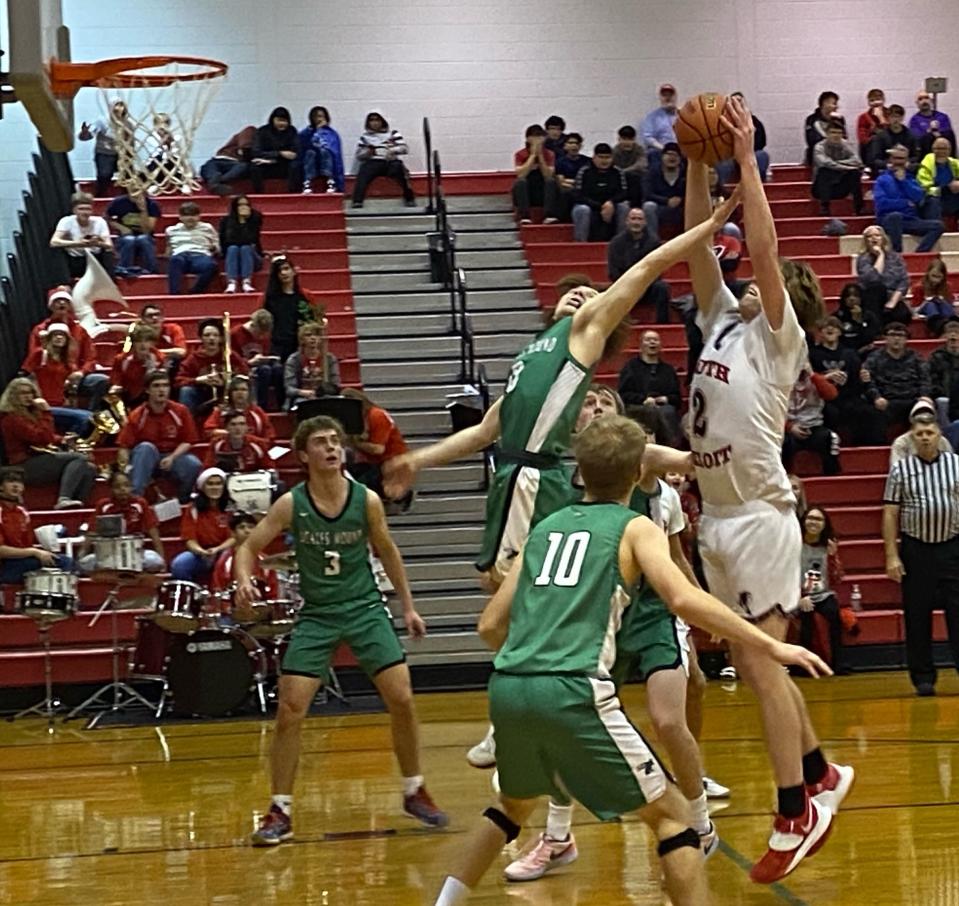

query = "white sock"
[435,876,469,906]
[271,794,292,816]
[545,800,573,841]
[688,791,710,834]
[403,774,424,797]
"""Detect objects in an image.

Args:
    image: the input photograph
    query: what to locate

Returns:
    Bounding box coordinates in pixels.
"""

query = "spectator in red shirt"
[0,378,96,509]
[138,303,187,383]
[0,466,76,584]
[211,512,278,616]
[856,89,889,161]
[512,124,559,224]
[117,370,202,502]
[231,309,284,410]
[205,411,273,473]
[203,375,276,443]
[109,324,165,406]
[170,467,235,581]
[22,323,95,437]
[176,318,250,415]
[78,471,166,573]
[342,388,411,508]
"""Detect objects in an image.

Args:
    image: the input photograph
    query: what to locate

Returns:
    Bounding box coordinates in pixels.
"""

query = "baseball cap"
[659,83,676,96]
[662,141,681,155]
[713,234,742,274]
[910,397,936,420]
[884,321,909,335]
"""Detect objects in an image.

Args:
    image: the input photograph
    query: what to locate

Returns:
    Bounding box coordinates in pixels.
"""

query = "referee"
[882,412,959,696]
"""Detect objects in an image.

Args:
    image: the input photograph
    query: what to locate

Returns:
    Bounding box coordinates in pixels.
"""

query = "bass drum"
[166,627,265,717]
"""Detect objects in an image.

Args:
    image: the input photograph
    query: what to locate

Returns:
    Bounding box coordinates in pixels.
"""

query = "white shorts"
[698,499,800,620]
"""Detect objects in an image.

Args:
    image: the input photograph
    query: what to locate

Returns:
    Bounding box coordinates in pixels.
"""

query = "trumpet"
[221,310,233,404]
[121,320,137,354]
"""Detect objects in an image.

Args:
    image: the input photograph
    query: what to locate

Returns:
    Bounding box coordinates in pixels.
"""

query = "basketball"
[674,93,735,166]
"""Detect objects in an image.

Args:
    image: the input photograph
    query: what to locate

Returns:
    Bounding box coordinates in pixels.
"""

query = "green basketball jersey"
[290,479,381,610]
[498,317,594,459]
[494,502,638,677]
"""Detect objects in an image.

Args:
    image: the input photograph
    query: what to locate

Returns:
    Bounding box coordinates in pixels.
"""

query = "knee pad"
[657,827,701,858]
[482,806,520,843]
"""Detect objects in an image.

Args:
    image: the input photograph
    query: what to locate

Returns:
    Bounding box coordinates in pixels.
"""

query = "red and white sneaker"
[504,833,578,882]
[749,797,833,884]
[807,762,855,814]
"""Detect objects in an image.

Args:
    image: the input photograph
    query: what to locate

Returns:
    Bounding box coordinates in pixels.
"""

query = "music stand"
[9,618,66,734]
[293,396,364,435]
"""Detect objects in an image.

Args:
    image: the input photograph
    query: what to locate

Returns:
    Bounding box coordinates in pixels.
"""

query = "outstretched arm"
[234,493,292,606]
[684,160,724,314]
[722,95,785,329]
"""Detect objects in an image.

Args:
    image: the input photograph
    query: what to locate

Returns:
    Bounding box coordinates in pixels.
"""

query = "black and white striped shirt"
[884,451,959,543]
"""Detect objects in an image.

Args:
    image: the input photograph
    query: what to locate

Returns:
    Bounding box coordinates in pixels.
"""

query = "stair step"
[349,249,528,272]
[392,410,454,435]
[365,383,471,408]
[406,558,481,589]
[347,212,517,233]
[394,525,483,549]
[347,195,511,215]
[349,230,520,253]
[356,309,542,336]
[410,593,487,620]
[394,494,486,524]
[351,269,531,294]
[362,357,512,386]
[359,332,534,361]
[353,288,537,314]
[416,463,486,491]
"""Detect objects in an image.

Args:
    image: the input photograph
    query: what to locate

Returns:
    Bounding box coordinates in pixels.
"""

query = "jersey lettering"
[691,389,708,438]
[533,531,591,587]
[505,361,524,394]
[692,445,733,469]
[694,358,731,384]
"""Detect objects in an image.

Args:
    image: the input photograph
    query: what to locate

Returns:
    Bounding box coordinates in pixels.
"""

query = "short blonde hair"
[781,258,826,330]
[571,414,646,501]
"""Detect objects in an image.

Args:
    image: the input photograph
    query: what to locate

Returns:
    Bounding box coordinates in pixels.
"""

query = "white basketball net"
[94,60,225,196]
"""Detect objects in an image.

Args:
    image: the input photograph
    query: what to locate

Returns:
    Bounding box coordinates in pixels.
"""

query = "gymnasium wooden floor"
[0,672,956,906]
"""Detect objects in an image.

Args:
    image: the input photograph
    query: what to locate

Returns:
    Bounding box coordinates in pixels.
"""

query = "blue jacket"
[298,125,345,191]
[873,169,926,219]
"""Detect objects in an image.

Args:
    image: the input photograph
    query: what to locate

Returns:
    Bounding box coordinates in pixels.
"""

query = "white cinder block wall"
[1,0,956,264]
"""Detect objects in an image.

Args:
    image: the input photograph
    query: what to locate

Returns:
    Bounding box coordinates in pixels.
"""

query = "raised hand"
[720,95,756,166]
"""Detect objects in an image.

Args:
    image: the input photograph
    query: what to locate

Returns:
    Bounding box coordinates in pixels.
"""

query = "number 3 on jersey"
[505,361,525,394]
[324,551,341,576]
[534,531,591,587]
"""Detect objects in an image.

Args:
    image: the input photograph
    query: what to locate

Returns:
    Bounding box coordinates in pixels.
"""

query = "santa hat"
[45,323,70,336]
[195,467,227,491]
[47,285,73,309]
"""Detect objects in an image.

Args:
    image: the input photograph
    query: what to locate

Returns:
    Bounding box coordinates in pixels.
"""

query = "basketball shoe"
[403,786,449,827]
[807,762,855,814]
[504,833,578,882]
[703,776,731,799]
[750,797,832,884]
[466,727,496,768]
[250,804,293,846]
[700,821,720,859]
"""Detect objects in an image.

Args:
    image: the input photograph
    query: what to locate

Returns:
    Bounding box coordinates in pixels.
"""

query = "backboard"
[7,0,74,151]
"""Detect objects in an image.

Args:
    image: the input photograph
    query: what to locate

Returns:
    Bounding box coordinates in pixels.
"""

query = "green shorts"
[611,596,689,688]
[282,599,405,681]
[489,672,668,820]
[477,463,576,577]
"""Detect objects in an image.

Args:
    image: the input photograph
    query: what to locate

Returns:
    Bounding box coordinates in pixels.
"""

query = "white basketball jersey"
[648,480,686,538]
[691,284,805,509]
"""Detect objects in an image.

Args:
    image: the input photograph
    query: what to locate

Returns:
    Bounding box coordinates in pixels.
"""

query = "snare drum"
[93,534,145,573]
[226,470,275,515]
[248,599,300,639]
[16,569,78,621]
[153,580,207,633]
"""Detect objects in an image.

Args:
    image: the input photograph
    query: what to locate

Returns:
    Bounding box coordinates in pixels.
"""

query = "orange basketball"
[674,93,735,166]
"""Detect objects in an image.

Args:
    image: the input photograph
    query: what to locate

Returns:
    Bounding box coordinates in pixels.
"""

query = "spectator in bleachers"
[639,83,679,165]
[798,507,853,674]
[707,167,742,240]
[299,105,345,194]
[138,303,187,382]
[22,324,95,437]
[835,282,881,354]
[715,92,770,184]
[263,256,321,362]
[50,191,115,279]
[789,473,809,518]
[782,357,841,476]
[571,143,628,242]
[617,330,682,446]
[804,91,847,167]
[219,195,263,294]
[0,467,75,584]
[250,107,301,194]
[872,144,944,253]
[856,89,889,161]
[204,374,276,443]
[918,136,959,221]
[642,142,686,237]
[550,133,590,224]
[77,101,129,196]
[199,125,256,196]
[351,112,416,208]
[811,122,864,216]
[929,324,959,445]
[78,471,166,575]
[511,124,558,225]
[909,90,956,156]
[917,259,957,336]
[0,378,96,509]
[868,105,918,177]
[606,208,670,323]
[117,370,202,503]
[811,316,884,446]
[612,125,648,207]
[105,188,160,276]
[205,411,272,473]
[231,309,283,410]
[211,513,279,613]
[176,319,250,415]
[890,398,954,464]
[543,115,568,159]
[108,323,164,407]
[284,322,341,410]
[862,322,931,436]
[165,202,220,295]
[170,468,234,582]
[856,226,912,324]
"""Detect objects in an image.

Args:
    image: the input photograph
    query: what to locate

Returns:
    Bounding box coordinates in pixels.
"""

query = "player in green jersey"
[236,416,447,846]
[432,415,828,906]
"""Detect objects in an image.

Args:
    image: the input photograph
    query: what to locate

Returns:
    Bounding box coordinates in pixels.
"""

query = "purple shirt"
[909,109,954,139]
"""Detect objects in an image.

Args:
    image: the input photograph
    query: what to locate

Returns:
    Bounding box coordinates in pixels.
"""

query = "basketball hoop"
[50,55,227,195]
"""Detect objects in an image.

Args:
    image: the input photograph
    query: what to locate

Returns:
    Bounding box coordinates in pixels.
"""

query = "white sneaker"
[466,727,496,768]
[719,665,738,680]
[700,821,720,859]
[807,762,855,814]
[504,833,578,882]
[242,279,255,293]
[302,182,313,195]
[326,180,337,193]
[225,280,237,294]
[54,498,84,510]
[703,776,731,799]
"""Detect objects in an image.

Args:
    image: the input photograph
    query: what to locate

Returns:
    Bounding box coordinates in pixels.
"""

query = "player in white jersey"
[683,97,854,884]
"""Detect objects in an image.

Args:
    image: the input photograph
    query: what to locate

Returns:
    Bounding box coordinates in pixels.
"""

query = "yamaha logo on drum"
[186,640,233,654]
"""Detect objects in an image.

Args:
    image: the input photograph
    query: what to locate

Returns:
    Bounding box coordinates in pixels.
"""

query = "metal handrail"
[432,149,444,233]
[476,362,494,489]
[423,117,434,215]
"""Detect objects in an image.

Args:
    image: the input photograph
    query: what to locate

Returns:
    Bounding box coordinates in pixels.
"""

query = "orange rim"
[49,55,227,98]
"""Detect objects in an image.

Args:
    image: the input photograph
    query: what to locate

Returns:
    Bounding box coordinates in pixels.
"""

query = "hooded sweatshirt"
[298,108,346,190]
[356,119,408,161]
[253,107,298,162]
